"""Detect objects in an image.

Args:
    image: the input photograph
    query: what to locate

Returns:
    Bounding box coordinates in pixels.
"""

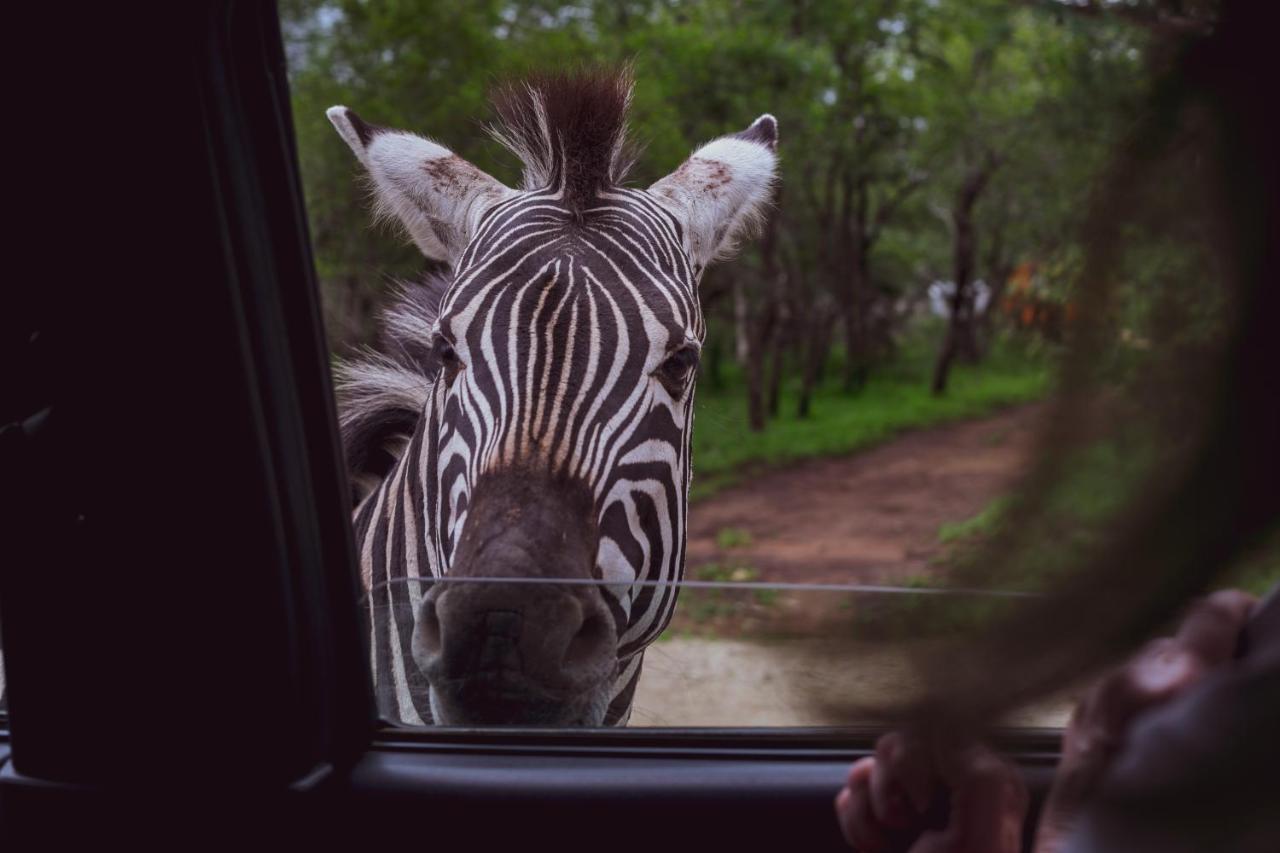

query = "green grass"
[693,562,760,583]
[938,497,1011,544]
[690,331,1051,501]
[678,562,779,622]
[715,527,754,550]
[929,438,1153,587]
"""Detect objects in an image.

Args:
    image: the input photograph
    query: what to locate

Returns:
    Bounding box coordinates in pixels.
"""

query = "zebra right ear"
[327,106,517,264]
[648,114,779,277]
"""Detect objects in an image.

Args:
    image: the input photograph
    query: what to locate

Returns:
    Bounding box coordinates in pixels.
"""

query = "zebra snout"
[414,581,617,723]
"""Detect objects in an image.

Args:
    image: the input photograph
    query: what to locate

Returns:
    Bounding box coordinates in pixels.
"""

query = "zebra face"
[330,72,778,726]
[416,191,704,724]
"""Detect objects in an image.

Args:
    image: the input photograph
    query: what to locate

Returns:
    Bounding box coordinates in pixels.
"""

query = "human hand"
[835,730,1028,852]
[1032,589,1257,853]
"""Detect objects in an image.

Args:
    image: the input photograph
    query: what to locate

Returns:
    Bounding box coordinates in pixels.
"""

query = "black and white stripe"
[330,70,778,725]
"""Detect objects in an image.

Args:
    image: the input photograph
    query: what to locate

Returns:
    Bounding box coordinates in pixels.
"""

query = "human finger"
[1173,589,1255,665]
[871,731,936,827]
[837,757,894,852]
[921,746,1027,853]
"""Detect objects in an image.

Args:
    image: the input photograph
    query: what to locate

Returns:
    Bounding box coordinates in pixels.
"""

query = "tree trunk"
[743,307,776,432]
[733,274,778,433]
[797,312,834,419]
[841,177,872,394]
[766,326,785,418]
[745,349,768,431]
[842,261,873,394]
[933,154,1000,395]
[732,277,764,431]
[733,278,750,367]
[706,335,724,393]
[932,327,959,396]
[977,220,1013,355]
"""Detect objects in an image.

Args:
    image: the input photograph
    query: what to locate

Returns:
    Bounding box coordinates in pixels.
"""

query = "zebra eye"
[432,335,463,385]
[656,345,700,397]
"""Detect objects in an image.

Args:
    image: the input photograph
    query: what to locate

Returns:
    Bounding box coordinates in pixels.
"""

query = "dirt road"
[632,403,1077,727]
[685,402,1045,585]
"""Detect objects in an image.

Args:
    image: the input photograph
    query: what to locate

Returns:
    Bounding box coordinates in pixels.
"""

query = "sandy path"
[632,636,1074,728]
[633,403,1077,727]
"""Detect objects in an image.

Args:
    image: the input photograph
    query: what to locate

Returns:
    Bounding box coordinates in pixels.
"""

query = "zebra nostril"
[417,597,442,657]
[562,609,609,672]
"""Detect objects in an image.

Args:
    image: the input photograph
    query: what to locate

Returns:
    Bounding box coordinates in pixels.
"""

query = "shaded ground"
[632,637,1075,728]
[634,403,1079,727]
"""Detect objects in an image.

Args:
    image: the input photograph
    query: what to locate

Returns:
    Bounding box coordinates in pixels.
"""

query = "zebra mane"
[488,67,638,211]
[336,270,449,503]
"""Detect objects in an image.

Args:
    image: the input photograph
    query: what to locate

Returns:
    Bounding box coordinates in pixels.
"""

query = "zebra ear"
[327,106,517,264]
[648,114,779,275]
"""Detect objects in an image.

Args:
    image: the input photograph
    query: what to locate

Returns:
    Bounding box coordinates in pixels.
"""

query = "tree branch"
[868,171,929,245]
[1020,0,1214,39]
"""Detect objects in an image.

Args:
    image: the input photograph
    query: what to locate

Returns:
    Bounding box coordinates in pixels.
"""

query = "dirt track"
[633,403,1078,727]
[685,402,1046,585]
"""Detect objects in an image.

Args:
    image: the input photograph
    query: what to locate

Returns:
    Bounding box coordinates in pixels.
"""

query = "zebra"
[328,70,778,726]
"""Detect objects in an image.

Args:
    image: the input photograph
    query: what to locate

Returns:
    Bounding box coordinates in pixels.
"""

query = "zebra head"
[330,71,777,726]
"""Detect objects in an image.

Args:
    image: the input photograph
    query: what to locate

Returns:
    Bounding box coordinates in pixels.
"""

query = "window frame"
[0,2,1068,847]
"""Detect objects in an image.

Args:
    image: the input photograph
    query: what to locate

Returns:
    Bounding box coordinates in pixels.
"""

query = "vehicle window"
[279,0,1279,730]
[362,577,1067,727]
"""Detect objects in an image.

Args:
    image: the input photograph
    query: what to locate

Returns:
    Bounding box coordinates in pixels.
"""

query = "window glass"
[281,0,1279,730]
[363,578,1072,728]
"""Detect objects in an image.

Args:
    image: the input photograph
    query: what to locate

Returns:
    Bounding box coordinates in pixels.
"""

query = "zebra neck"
[603,652,645,726]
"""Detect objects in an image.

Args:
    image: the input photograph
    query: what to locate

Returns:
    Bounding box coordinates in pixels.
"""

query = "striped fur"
[331,70,777,725]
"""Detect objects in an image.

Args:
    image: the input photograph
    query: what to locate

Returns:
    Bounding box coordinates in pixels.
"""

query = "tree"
[280,0,1155,430]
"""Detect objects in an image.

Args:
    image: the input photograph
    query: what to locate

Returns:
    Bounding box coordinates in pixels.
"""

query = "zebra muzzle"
[414,581,616,724]
[411,469,617,725]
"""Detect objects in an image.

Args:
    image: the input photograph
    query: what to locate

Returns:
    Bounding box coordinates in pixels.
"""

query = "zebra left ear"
[649,114,779,275]
[326,106,517,264]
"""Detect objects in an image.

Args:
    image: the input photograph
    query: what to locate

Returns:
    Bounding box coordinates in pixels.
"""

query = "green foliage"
[281,4,1211,571]
[933,435,1155,587]
[928,447,1279,613]
[281,0,1147,355]
[280,1,1263,683]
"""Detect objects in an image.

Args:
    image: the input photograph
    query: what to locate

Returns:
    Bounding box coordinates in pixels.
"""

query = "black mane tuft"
[489,67,637,211]
[336,269,450,504]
